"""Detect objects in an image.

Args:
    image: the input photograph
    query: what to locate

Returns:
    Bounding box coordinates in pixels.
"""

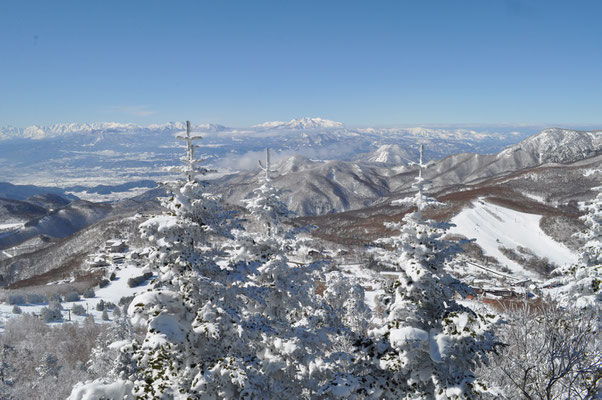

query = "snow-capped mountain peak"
[253,117,343,130]
[364,144,416,165]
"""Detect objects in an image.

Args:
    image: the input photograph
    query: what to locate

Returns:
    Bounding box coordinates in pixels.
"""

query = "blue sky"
[1,0,601,127]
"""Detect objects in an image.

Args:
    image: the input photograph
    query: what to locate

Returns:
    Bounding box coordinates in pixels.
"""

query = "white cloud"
[217,149,297,171]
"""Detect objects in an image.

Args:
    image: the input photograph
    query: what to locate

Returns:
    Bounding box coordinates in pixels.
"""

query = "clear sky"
[1,0,601,127]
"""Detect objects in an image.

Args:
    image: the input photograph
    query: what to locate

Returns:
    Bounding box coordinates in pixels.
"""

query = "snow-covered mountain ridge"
[499,128,601,164]
[0,121,227,140]
[216,128,602,216]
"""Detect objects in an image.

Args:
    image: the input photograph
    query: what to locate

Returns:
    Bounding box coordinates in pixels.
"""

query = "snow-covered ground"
[65,187,156,203]
[0,223,23,231]
[0,264,151,331]
[449,199,578,280]
[520,192,547,204]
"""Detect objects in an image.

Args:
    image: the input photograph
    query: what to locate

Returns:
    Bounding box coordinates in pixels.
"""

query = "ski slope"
[0,264,152,330]
[449,199,578,280]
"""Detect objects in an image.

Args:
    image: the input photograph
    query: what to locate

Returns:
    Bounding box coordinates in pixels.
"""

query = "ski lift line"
[462,259,518,281]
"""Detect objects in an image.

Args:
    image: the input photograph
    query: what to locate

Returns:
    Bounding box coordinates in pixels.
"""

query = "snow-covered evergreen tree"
[69,137,369,399]
[242,148,292,238]
[125,121,248,398]
[221,148,372,398]
[579,186,602,268]
[69,122,241,399]
[366,145,497,399]
[554,185,602,308]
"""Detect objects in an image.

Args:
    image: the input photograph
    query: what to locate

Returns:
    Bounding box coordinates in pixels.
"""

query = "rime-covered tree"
[221,148,372,398]
[579,186,602,267]
[69,122,241,398]
[69,135,368,399]
[479,301,601,400]
[554,185,602,309]
[366,145,497,399]
[127,121,247,398]
[242,148,292,238]
[0,314,105,400]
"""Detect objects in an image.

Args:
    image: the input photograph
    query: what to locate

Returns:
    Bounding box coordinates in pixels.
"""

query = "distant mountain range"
[0,118,598,204]
[0,122,600,288]
[0,121,228,140]
[0,118,536,151]
[215,128,602,216]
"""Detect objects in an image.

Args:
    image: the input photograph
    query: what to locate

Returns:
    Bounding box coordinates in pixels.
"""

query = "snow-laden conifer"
[553,185,602,309]
[220,148,372,398]
[366,145,496,399]
[69,122,241,399]
[69,141,370,399]
[126,121,248,398]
